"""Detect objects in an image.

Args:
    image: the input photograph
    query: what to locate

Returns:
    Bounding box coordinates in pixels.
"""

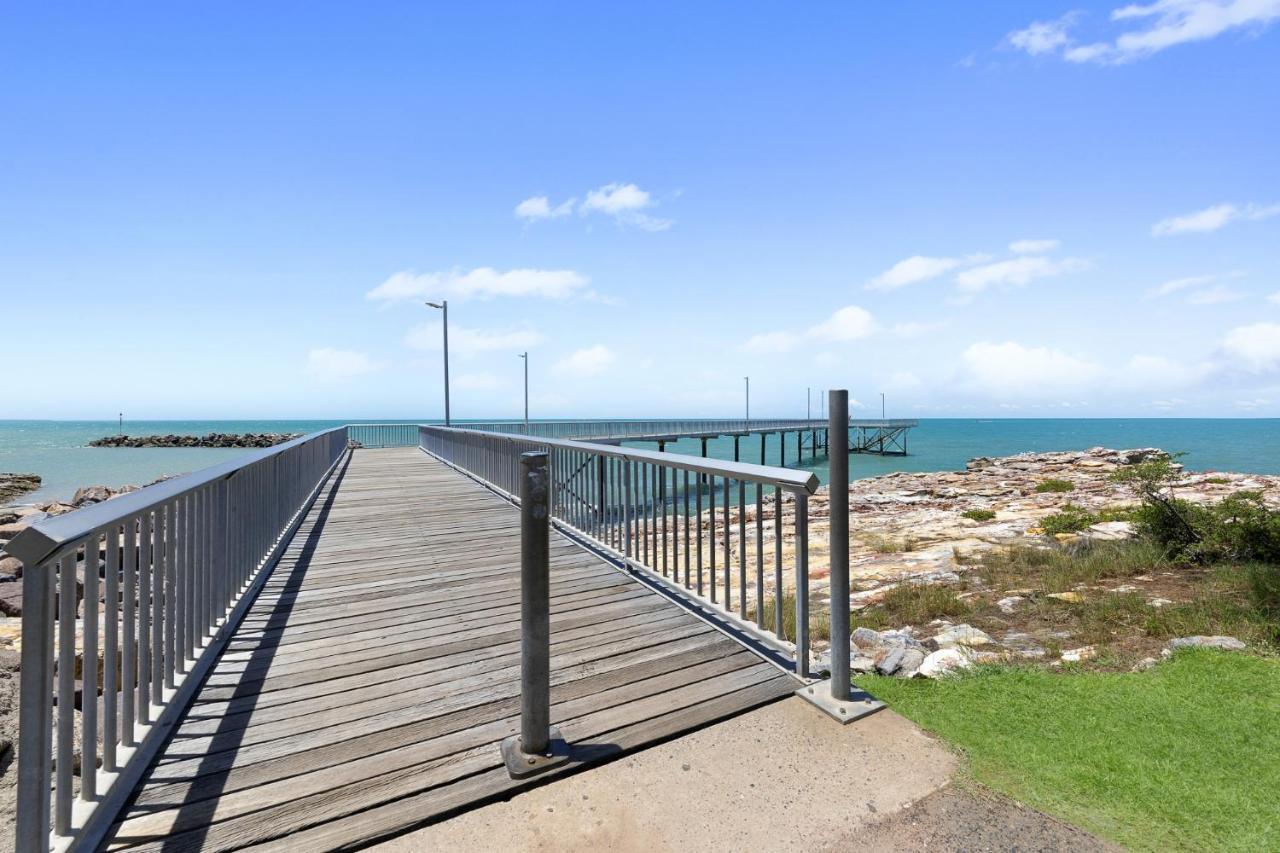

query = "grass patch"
[1034,478,1075,493]
[1204,476,1231,485]
[977,539,1167,594]
[864,534,919,553]
[962,508,997,522]
[753,591,830,643]
[1040,504,1098,536]
[859,582,971,627]
[860,650,1280,851]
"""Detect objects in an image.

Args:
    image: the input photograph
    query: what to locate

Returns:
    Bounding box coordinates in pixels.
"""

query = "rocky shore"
[0,474,40,505]
[89,432,300,448]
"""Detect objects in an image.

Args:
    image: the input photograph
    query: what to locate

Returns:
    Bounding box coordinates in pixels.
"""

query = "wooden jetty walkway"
[100,448,796,851]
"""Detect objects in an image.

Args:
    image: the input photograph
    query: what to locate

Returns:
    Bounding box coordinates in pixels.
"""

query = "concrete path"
[374,698,957,853]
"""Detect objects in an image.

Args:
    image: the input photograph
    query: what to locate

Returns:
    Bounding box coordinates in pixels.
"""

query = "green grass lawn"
[860,650,1280,852]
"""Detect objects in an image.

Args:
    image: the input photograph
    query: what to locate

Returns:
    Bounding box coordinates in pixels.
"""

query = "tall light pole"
[744,376,750,424]
[520,352,529,433]
[807,386,811,420]
[425,301,451,425]
[881,392,886,420]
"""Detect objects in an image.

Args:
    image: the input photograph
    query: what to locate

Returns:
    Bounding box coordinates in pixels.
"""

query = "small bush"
[962,508,997,522]
[1246,562,1280,616]
[1204,476,1231,485]
[861,582,971,625]
[1035,479,1075,494]
[1041,504,1099,536]
[1097,505,1139,523]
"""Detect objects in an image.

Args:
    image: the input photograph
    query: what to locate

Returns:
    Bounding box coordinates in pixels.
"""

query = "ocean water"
[1,418,1278,504]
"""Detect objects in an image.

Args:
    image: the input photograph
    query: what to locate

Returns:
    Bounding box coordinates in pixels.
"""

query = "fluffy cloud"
[404,322,545,356]
[305,348,383,382]
[1147,273,1218,297]
[960,341,1105,397]
[955,256,1090,295]
[1009,238,1061,254]
[1007,15,1077,55]
[1220,322,1280,372]
[1008,0,1280,64]
[367,267,590,304]
[1151,202,1280,235]
[744,305,876,352]
[515,182,672,231]
[866,255,969,291]
[1185,284,1243,305]
[514,195,575,221]
[553,344,615,378]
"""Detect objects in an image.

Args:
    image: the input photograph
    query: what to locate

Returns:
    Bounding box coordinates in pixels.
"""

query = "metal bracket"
[795,680,885,724]
[501,725,571,778]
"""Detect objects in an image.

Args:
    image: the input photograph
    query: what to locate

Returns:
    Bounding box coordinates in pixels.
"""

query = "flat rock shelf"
[101,447,795,852]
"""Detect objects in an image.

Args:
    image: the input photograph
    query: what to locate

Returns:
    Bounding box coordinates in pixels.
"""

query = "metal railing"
[419,424,825,674]
[6,427,350,852]
[457,418,830,440]
[346,423,422,448]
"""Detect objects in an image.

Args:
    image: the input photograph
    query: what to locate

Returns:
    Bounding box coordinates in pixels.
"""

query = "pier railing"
[346,423,422,448]
[419,424,825,673]
[5,427,350,852]
[457,418,828,440]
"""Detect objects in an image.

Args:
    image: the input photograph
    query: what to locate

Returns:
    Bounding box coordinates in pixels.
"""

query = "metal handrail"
[457,418,916,439]
[9,426,350,852]
[419,423,825,677]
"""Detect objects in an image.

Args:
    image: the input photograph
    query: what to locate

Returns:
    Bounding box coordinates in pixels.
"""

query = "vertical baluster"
[137,511,151,724]
[695,472,703,595]
[709,476,716,603]
[15,557,54,850]
[83,536,100,800]
[738,479,747,618]
[775,491,784,639]
[55,552,75,833]
[723,477,731,608]
[683,470,691,587]
[795,493,810,678]
[755,483,764,627]
[152,504,164,701]
[640,464,649,565]
[661,466,669,577]
[122,517,137,745]
[165,501,176,689]
[623,461,632,559]
[103,525,119,771]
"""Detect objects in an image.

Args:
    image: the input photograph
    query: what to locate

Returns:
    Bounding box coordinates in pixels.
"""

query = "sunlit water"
[2,418,1277,504]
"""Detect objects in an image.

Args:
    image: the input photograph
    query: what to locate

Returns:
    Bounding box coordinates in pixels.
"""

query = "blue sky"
[3,2,1279,419]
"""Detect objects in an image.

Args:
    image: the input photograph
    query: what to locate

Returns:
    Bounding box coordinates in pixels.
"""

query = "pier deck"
[101,448,795,851]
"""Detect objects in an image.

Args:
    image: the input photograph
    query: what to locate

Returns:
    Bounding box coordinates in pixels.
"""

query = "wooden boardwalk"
[101,448,796,851]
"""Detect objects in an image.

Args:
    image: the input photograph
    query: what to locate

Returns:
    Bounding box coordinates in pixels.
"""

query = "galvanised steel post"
[426,300,451,425]
[501,451,569,778]
[828,390,851,701]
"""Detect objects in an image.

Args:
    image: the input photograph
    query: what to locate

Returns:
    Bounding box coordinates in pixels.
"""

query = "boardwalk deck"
[101,447,796,851]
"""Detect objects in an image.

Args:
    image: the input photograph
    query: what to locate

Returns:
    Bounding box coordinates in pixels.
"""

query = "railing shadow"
[102,451,353,850]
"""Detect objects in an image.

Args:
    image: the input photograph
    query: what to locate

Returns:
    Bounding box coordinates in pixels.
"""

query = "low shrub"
[1035,478,1075,494]
[861,582,971,626]
[1040,504,1099,536]
[962,508,997,522]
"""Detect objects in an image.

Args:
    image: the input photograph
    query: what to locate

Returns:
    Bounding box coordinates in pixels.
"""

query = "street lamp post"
[520,352,529,434]
[425,301,451,426]
[881,392,886,420]
[744,376,750,425]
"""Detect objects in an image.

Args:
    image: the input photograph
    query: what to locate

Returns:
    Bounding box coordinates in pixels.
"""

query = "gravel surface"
[849,783,1120,852]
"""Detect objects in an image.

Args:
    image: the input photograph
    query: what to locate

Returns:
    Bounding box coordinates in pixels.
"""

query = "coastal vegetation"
[960,508,996,522]
[1033,478,1075,493]
[862,650,1280,852]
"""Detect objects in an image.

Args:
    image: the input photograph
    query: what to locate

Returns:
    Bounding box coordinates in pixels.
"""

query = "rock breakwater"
[90,432,301,449]
[0,473,40,505]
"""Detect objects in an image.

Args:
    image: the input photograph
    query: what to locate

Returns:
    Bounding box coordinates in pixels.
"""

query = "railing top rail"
[4,425,349,568]
[421,425,819,494]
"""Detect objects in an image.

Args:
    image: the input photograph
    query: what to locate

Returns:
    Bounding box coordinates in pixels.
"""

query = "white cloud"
[404,322,545,356]
[955,255,1090,294]
[1151,397,1187,411]
[1185,284,1243,305]
[1008,14,1077,55]
[305,348,383,382]
[866,255,967,291]
[1009,238,1061,254]
[744,331,801,353]
[1235,398,1273,411]
[1010,0,1280,64]
[1269,291,1280,305]
[745,305,876,352]
[1117,354,1210,390]
[811,306,876,342]
[960,341,1104,396]
[514,195,575,221]
[890,320,949,338]
[1151,202,1280,236]
[520,182,673,231]
[553,345,615,378]
[367,267,591,304]
[1220,322,1280,372]
[1147,273,1219,297]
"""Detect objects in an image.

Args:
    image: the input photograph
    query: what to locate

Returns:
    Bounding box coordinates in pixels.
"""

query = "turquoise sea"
[1,418,1278,504]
